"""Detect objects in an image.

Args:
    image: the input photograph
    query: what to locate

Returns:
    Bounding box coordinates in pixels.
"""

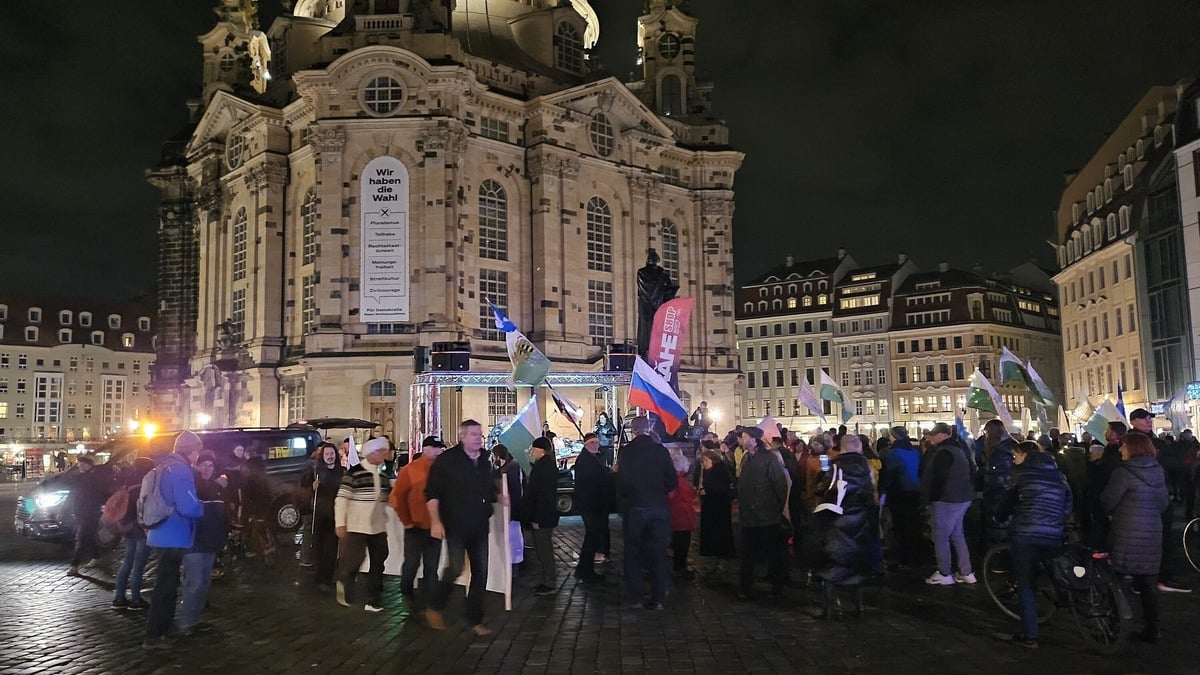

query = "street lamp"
[196,413,211,428]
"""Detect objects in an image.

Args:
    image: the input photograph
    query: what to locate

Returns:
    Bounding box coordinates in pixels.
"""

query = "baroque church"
[148,0,743,443]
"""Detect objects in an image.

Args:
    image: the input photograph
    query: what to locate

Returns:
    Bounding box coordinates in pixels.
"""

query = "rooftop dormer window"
[108,314,121,330]
[28,308,41,323]
[555,22,584,73]
[59,310,72,325]
[79,312,91,327]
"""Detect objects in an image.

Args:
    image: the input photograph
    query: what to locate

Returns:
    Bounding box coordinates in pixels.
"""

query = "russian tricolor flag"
[629,356,688,434]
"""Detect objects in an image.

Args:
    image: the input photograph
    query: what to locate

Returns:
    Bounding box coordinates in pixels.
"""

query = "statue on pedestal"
[636,248,678,358]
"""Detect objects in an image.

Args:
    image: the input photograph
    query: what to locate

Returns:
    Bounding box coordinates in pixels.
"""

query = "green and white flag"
[498,395,541,473]
[967,368,1015,430]
[1084,399,1124,440]
[818,370,854,424]
[1025,360,1056,406]
[999,347,1034,391]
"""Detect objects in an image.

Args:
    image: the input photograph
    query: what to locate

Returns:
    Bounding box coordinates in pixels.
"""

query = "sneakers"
[954,572,977,585]
[335,581,351,607]
[925,572,955,585]
[66,566,80,577]
[128,599,149,611]
[472,624,493,637]
[425,608,446,630]
[534,585,556,596]
[364,603,384,613]
[1157,581,1192,593]
[111,597,129,610]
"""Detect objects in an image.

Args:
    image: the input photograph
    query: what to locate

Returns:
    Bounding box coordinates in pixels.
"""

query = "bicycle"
[228,517,278,568]
[981,540,1132,653]
[1183,516,1200,574]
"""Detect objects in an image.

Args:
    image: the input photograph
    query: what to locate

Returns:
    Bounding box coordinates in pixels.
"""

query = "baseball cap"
[421,435,446,449]
[1129,408,1154,421]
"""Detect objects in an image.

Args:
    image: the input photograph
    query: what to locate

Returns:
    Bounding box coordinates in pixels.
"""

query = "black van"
[13,427,321,542]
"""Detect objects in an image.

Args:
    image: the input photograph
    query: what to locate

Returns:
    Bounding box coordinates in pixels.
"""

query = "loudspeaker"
[413,346,430,374]
[607,342,636,372]
[432,341,470,371]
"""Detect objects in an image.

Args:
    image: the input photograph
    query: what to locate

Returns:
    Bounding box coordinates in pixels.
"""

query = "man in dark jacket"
[66,455,109,576]
[573,433,611,582]
[616,416,676,609]
[426,419,498,636]
[921,423,975,586]
[979,419,1015,548]
[880,427,922,569]
[180,452,229,635]
[736,427,788,599]
[526,437,560,595]
[995,441,1072,648]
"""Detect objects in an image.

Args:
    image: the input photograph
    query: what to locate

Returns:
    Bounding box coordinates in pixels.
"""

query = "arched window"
[1082,227,1092,252]
[1119,205,1131,234]
[803,282,812,293]
[772,299,782,310]
[369,380,398,397]
[232,208,248,281]
[1086,193,1094,213]
[802,296,813,307]
[301,188,317,265]
[817,294,828,305]
[1106,214,1116,239]
[757,301,767,311]
[555,22,583,73]
[586,197,612,272]
[744,302,753,313]
[478,180,508,260]
[659,219,678,281]
[589,113,614,157]
[660,75,682,116]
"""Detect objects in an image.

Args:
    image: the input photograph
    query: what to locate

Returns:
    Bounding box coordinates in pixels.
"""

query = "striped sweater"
[333,459,392,535]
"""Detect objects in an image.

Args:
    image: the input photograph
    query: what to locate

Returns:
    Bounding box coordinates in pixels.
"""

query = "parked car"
[14,427,322,542]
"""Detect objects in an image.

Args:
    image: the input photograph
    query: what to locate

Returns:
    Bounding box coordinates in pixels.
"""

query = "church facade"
[148,0,743,443]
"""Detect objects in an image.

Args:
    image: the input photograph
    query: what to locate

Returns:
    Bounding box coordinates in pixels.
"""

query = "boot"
[821,581,837,620]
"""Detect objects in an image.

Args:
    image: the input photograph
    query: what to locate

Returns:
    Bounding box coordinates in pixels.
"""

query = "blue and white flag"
[1116,383,1127,420]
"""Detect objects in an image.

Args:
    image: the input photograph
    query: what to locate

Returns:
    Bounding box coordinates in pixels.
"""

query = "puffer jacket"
[996,452,1071,540]
[146,453,205,549]
[737,450,788,527]
[811,453,883,584]
[1100,455,1169,575]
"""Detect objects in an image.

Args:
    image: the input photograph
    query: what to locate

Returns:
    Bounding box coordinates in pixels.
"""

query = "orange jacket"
[390,454,433,529]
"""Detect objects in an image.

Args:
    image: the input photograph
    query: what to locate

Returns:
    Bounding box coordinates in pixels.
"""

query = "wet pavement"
[2,483,1199,674]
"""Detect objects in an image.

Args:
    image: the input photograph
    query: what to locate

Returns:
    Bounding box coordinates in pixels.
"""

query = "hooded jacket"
[996,452,1071,541]
[811,453,883,584]
[1100,455,1169,575]
[146,453,205,549]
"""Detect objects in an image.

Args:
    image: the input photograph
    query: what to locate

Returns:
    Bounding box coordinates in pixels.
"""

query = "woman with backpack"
[111,458,155,610]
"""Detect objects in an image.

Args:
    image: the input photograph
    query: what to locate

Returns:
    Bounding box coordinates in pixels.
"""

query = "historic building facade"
[0,295,154,455]
[1052,84,1196,430]
[735,252,856,430]
[148,1,743,441]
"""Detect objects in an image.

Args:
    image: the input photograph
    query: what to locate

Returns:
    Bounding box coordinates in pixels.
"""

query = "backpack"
[100,487,131,531]
[137,464,174,529]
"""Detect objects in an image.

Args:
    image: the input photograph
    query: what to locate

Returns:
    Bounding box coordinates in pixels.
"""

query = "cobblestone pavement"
[3,485,1199,674]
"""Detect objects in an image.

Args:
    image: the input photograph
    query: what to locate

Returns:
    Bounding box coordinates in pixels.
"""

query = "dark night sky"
[2,1,1199,300]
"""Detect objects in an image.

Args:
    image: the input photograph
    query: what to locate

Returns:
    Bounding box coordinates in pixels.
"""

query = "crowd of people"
[59,405,1199,653]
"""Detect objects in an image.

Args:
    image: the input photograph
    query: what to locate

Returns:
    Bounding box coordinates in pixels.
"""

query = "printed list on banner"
[360,156,410,323]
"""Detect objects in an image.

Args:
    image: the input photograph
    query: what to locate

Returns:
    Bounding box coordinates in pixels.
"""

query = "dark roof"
[746,256,841,286]
[0,292,155,352]
[835,263,901,284]
[893,268,987,294]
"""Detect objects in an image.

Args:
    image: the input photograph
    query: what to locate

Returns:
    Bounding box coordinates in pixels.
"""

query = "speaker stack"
[431,341,471,371]
[606,342,636,372]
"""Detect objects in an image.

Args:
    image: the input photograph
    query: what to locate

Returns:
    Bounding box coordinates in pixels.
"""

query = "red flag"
[647,297,694,393]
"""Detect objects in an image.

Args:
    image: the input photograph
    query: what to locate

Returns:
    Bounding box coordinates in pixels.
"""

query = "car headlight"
[35,491,70,509]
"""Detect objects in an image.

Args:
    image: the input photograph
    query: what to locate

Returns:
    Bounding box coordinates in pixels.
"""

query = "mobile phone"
[819,454,831,472]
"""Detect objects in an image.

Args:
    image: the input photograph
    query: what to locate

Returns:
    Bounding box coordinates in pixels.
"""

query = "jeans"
[180,551,217,629]
[533,526,556,586]
[115,534,149,601]
[576,509,608,577]
[623,507,671,605]
[401,527,442,609]
[146,547,186,639]
[930,501,972,576]
[336,532,389,606]
[431,531,489,626]
[1010,535,1060,639]
[739,524,787,594]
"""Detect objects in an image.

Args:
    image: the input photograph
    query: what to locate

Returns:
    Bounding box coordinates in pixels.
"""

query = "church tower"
[629,1,716,130]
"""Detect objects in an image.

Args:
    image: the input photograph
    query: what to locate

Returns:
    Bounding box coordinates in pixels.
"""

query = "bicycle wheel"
[1069,569,1128,654]
[981,544,1056,624]
[255,523,278,568]
[1183,518,1200,574]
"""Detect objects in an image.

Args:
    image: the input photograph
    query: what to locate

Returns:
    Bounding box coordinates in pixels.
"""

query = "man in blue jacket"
[144,432,205,650]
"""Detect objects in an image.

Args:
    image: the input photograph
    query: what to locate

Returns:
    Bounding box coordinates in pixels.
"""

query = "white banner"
[360,156,410,322]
